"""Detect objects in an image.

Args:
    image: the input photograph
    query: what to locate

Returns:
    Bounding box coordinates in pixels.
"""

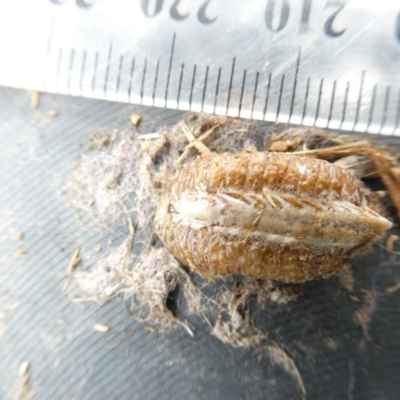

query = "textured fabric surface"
[0,86,399,400]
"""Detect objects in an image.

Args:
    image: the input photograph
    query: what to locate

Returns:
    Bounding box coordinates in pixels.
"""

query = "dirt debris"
[67,247,81,274]
[212,279,302,347]
[19,361,29,377]
[30,91,40,109]
[385,234,399,253]
[336,266,355,293]
[14,232,24,241]
[130,113,141,126]
[325,337,339,351]
[48,109,59,117]
[87,130,114,150]
[73,238,202,331]
[212,282,267,348]
[353,290,375,332]
[18,360,34,400]
[14,250,27,259]
[93,323,110,332]
[385,282,400,295]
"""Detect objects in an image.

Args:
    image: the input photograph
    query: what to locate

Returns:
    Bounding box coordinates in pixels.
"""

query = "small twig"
[192,141,213,156]
[180,121,196,142]
[175,147,192,164]
[176,122,220,164]
[195,123,222,143]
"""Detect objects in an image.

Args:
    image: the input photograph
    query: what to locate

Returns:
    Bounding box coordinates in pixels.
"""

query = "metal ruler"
[1,0,400,135]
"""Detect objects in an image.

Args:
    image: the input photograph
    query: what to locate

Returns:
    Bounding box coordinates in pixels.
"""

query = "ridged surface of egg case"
[155,152,392,283]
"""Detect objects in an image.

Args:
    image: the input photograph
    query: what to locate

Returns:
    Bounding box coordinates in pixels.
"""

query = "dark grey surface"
[0,86,399,400]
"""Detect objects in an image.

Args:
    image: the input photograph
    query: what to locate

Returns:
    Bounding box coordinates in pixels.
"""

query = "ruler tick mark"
[177,63,184,107]
[79,50,87,94]
[354,71,365,128]
[67,48,75,92]
[201,66,209,112]
[226,58,235,115]
[92,51,99,93]
[153,59,160,105]
[165,32,176,105]
[289,47,301,121]
[128,57,135,99]
[250,71,259,119]
[116,54,124,94]
[315,78,323,125]
[380,86,390,132]
[301,77,310,124]
[238,70,246,117]
[395,88,400,134]
[340,81,350,129]
[263,73,272,118]
[56,47,63,89]
[104,42,113,96]
[47,18,55,56]
[327,80,336,126]
[214,67,221,113]
[276,74,285,119]
[366,84,377,132]
[189,64,196,108]
[140,58,147,104]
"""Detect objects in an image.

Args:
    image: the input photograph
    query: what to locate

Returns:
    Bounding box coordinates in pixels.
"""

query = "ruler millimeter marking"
[0,0,400,135]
